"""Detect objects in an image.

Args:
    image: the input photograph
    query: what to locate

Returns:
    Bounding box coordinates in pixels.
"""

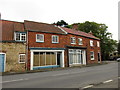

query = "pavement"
[1,61,119,89]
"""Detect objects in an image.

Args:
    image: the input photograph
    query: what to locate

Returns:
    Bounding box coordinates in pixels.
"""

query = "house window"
[71,37,76,44]
[33,52,57,67]
[52,35,59,43]
[97,41,100,47]
[78,38,83,45]
[90,51,94,60]
[36,34,44,42]
[15,32,26,41]
[19,54,25,63]
[69,49,83,64]
[90,40,94,46]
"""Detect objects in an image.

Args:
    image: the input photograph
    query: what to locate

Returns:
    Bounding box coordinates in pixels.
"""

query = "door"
[98,52,101,62]
[0,54,5,72]
[57,52,61,65]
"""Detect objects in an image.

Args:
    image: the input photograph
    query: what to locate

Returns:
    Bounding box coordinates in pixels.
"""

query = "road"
[2,61,118,89]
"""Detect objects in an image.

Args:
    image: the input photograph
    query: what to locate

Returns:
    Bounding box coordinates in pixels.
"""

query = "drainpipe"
[26,30,28,71]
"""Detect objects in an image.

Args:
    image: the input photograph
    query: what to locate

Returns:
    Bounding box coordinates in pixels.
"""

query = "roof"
[60,27,100,40]
[24,20,65,34]
[1,20,25,41]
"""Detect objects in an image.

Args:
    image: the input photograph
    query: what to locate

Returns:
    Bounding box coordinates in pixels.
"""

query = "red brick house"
[25,20,101,70]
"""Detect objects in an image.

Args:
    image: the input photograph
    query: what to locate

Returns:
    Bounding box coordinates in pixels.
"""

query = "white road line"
[0,78,28,84]
[103,79,113,84]
[82,85,93,89]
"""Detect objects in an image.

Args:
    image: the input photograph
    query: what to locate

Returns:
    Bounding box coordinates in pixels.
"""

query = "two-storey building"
[0,20,101,72]
[25,20,101,70]
[0,20,26,72]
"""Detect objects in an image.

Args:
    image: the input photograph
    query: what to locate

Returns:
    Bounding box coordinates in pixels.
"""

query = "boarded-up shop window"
[33,52,39,66]
[33,52,57,67]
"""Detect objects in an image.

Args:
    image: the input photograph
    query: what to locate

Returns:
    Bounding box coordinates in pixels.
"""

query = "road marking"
[103,79,113,84]
[118,77,120,79]
[82,85,93,89]
[0,78,28,83]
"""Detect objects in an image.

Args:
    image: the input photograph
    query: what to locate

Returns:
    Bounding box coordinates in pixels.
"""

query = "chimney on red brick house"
[72,24,79,30]
[88,31,93,35]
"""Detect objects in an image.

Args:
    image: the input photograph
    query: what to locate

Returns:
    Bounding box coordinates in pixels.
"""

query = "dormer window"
[15,32,26,41]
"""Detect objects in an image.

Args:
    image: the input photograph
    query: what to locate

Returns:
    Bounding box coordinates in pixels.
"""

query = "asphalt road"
[2,61,118,88]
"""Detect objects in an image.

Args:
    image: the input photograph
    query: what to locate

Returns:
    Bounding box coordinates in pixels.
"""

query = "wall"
[27,31,101,69]
[0,42,26,72]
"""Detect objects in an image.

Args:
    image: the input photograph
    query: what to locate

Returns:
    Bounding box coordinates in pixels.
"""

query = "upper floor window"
[90,40,94,46]
[90,51,94,60]
[36,34,44,42]
[15,32,26,41]
[19,54,25,63]
[97,41,100,47]
[78,38,83,45]
[71,37,76,44]
[52,35,59,43]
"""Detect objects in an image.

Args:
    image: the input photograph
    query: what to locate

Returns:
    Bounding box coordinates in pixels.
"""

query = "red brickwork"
[27,31,101,69]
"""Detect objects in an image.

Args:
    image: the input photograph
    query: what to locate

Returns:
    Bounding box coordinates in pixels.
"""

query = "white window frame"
[97,41,100,47]
[71,37,76,44]
[52,35,59,43]
[15,32,26,41]
[19,54,26,63]
[30,50,65,70]
[36,34,44,42]
[90,40,94,46]
[78,38,83,45]
[90,51,94,60]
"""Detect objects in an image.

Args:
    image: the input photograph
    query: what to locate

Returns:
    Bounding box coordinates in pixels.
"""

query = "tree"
[75,21,117,60]
[53,20,68,27]
[118,40,120,56]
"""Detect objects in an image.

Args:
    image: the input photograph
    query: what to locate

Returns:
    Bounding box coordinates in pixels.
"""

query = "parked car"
[116,57,120,62]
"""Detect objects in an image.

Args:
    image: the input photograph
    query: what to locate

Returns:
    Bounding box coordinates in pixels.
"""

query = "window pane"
[51,52,56,65]
[33,52,39,66]
[52,36,58,43]
[69,53,73,64]
[21,35,26,41]
[16,33,20,40]
[79,38,83,45]
[19,54,25,63]
[40,52,45,66]
[37,34,44,42]
[46,52,51,65]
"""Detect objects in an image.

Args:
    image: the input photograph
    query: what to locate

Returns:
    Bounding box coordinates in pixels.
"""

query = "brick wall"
[27,31,101,69]
[0,42,26,72]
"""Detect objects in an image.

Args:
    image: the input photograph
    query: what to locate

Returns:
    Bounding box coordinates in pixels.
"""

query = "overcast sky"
[0,0,119,41]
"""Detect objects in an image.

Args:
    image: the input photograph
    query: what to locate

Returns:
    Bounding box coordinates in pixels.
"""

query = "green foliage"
[118,40,120,55]
[53,20,68,27]
[76,21,117,60]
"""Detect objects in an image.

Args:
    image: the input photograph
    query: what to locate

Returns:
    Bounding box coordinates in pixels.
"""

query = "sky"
[0,0,119,41]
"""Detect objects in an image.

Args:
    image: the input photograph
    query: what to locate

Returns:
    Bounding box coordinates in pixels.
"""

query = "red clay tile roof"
[1,20,25,41]
[24,20,65,34]
[60,27,100,40]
